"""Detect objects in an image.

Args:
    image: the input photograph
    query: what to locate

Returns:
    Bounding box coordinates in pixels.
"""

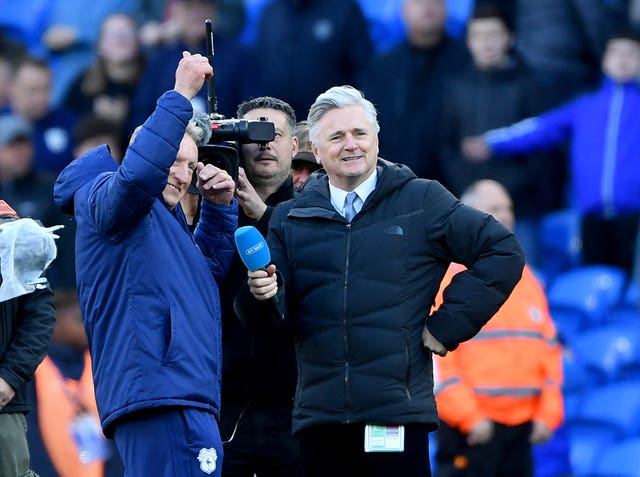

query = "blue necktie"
[344,192,357,222]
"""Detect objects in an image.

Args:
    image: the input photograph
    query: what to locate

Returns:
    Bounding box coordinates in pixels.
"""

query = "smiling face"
[311,105,379,191]
[162,133,198,210]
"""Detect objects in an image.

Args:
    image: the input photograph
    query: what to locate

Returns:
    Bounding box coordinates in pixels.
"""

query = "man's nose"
[173,164,191,183]
[258,141,272,151]
[344,133,358,150]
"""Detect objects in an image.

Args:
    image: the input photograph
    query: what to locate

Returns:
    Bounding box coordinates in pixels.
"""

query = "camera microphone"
[234,226,284,319]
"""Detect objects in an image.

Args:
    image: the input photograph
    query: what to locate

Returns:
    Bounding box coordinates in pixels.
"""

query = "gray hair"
[129,109,212,146]
[187,109,212,146]
[307,85,379,143]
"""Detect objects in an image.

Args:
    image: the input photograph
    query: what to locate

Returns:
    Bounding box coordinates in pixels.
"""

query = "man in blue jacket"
[53,51,238,477]
[462,29,640,276]
[235,85,525,477]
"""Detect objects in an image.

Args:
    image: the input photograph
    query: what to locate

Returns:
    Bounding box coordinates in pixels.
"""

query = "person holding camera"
[218,96,302,477]
[53,52,237,477]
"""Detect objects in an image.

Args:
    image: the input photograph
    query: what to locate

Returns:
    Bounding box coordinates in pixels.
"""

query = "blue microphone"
[234,225,271,271]
[234,226,284,319]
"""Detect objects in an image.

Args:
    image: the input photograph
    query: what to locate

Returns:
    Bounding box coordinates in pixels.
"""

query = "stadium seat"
[547,265,627,333]
[565,382,640,439]
[621,281,639,310]
[590,437,640,477]
[569,323,640,384]
[567,425,616,477]
[607,308,640,328]
[562,351,591,394]
[562,392,584,425]
[552,308,587,346]
[538,209,582,284]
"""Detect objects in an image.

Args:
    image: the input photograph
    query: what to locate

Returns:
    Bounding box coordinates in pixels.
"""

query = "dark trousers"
[435,421,533,477]
[220,400,301,477]
[581,213,640,275]
[297,423,431,477]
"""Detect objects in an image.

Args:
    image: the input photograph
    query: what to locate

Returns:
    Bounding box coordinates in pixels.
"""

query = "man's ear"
[310,142,321,165]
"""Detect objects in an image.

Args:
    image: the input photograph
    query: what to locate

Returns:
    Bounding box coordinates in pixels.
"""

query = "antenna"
[205,19,223,120]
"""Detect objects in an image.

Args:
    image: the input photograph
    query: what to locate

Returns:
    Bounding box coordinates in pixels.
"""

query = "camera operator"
[218,96,302,476]
[53,51,237,477]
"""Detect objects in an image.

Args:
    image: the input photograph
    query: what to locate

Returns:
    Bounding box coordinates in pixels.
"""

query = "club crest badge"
[197,447,218,474]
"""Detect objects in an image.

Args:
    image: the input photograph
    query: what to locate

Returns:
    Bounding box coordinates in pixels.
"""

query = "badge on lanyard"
[364,424,405,452]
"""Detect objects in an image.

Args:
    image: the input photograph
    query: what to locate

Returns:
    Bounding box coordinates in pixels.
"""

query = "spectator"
[357,0,471,182]
[139,0,246,46]
[234,85,525,477]
[38,0,138,108]
[463,29,640,275]
[513,0,628,108]
[438,3,553,268]
[0,113,72,289]
[26,288,125,477]
[432,179,565,477]
[130,0,254,129]
[62,13,145,152]
[355,0,405,53]
[53,52,237,476]
[291,120,320,188]
[249,0,374,119]
[73,114,124,162]
[2,56,77,174]
[219,96,301,476]
[0,200,56,477]
[0,30,28,109]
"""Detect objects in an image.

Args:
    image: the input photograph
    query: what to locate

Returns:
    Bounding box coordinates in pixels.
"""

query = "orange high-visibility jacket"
[432,264,564,433]
[35,351,105,477]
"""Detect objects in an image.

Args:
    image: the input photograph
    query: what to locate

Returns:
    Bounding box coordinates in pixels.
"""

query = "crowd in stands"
[1,0,640,476]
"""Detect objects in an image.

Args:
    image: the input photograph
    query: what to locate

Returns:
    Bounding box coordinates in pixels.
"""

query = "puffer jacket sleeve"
[195,199,239,285]
[424,182,525,350]
[87,91,192,240]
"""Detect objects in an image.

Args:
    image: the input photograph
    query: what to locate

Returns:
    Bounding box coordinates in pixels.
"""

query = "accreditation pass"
[364,424,405,452]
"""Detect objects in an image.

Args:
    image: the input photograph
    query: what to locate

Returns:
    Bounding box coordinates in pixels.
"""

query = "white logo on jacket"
[197,447,218,474]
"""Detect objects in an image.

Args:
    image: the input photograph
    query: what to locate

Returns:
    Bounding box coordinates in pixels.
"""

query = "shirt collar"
[329,168,378,212]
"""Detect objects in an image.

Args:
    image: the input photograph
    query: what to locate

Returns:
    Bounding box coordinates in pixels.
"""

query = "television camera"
[195,18,274,187]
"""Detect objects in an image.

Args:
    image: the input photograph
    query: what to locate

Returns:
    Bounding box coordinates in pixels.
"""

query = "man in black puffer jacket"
[235,85,525,477]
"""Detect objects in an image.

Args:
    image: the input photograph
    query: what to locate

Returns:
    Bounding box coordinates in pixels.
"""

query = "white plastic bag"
[0,218,63,302]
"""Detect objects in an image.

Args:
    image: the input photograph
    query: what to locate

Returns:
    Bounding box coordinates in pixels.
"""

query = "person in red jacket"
[432,179,564,477]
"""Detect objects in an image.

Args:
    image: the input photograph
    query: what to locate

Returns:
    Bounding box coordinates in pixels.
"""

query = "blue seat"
[621,282,639,310]
[590,437,640,477]
[566,382,640,439]
[552,308,587,346]
[570,324,640,384]
[567,425,616,477]
[562,392,584,427]
[562,351,592,394]
[607,308,640,328]
[538,209,582,283]
[547,265,627,332]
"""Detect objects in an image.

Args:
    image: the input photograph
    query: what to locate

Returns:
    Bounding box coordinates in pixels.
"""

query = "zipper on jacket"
[403,337,412,399]
[602,85,623,217]
[343,223,352,420]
